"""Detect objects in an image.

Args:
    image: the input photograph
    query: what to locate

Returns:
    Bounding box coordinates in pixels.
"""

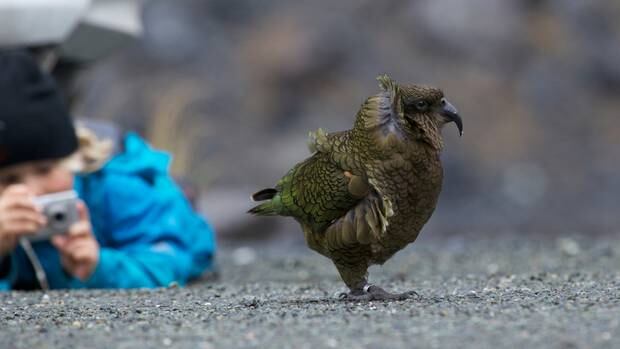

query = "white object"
[0,0,143,61]
[0,0,90,47]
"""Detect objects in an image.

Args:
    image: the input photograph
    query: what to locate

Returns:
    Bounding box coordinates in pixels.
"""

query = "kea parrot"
[249,75,463,301]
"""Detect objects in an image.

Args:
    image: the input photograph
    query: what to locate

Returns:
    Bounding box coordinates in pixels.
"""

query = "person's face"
[0,159,73,195]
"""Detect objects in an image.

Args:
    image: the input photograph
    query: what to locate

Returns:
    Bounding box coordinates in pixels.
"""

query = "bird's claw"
[404,290,420,298]
[339,285,419,301]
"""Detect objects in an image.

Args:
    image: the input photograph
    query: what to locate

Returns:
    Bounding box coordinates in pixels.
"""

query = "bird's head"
[377,75,463,149]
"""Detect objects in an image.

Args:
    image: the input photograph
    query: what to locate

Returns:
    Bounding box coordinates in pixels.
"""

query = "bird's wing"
[303,77,403,249]
[305,142,394,250]
[320,178,394,250]
[276,151,365,233]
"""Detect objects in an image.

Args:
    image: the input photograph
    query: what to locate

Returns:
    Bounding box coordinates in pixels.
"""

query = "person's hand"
[0,185,46,257]
[51,201,99,281]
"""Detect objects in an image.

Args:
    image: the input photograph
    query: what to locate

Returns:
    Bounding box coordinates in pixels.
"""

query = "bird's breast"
[369,150,443,251]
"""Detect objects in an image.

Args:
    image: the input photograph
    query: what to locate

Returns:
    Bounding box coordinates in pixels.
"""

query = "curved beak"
[440,98,463,136]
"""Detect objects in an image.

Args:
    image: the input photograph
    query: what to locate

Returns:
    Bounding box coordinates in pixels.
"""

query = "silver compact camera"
[28,190,79,241]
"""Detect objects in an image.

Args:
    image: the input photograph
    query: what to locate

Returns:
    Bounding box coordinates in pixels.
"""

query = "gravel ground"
[1,234,619,349]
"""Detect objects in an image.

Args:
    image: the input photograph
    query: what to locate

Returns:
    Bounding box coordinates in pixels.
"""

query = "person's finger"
[71,246,98,280]
[74,263,96,281]
[1,196,41,213]
[73,265,87,280]
[2,220,41,235]
[59,254,77,274]
[76,201,90,222]
[56,241,98,281]
[51,234,68,249]
[2,208,46,226]
[67,221,90,238]
[72,245,96,263]
[1,210,47,235]
[60,238,93,259]
[66,202,91,238]
[60,246,80,267]
[71,264,90,280]
[55,238,85,256]
[61,244,93,273]
[1,185,33,197]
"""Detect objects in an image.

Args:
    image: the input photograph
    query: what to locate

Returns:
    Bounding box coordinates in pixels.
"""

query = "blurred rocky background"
[63,0,620,244]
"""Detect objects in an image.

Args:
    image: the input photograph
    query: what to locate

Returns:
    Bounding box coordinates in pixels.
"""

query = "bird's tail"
[248,188,280,216]
[251,188,277,201]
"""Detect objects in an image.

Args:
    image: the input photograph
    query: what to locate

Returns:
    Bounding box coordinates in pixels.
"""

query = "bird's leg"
[339,284,419,301]
[332,251,418,301]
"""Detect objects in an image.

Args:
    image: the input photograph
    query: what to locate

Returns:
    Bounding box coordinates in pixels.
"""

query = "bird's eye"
[415,100,428,111]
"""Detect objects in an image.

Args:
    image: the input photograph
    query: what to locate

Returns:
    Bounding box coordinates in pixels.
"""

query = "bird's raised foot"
[338,285,419,301]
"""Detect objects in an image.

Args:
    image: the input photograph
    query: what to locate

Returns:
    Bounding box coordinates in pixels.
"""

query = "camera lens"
[53,212,66,222]
[47,205,68,228]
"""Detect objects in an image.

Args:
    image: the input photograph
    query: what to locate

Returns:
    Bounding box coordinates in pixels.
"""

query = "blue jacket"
[0,133,216,290]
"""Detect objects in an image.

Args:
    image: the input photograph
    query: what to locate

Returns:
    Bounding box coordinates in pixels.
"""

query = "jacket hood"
[103,132,171,180]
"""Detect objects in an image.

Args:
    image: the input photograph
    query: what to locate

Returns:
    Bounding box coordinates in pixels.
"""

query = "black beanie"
[0,51,78,168]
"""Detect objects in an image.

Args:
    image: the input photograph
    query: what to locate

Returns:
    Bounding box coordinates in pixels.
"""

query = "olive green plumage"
[249,74,463,297]
[248,150,362,233]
